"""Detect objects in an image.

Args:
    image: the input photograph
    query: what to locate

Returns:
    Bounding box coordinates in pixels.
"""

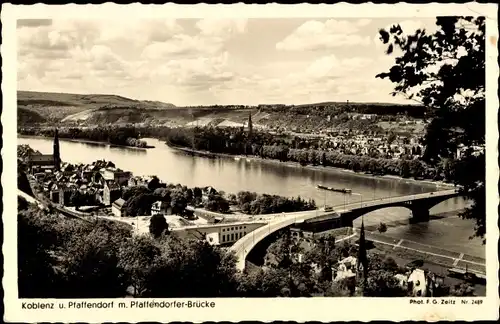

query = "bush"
[377,222,388,233]
[149,214,168,238]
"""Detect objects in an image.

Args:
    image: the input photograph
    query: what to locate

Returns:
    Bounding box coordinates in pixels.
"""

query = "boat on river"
[316,184,352,194]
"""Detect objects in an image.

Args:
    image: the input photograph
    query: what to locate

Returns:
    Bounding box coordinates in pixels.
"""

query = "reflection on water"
[18,136,482,256]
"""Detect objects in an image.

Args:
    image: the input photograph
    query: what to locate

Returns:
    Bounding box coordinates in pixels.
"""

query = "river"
[18,136,485,258]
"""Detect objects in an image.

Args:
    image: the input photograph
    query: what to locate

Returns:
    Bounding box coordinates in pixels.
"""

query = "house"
[408,269,427,297]
[101,168,132,186]
[151,200,172,216]
[103,180,122,206]
[27,154,55,168]
[50,185,73,206]
[112,198,126,217]
[334,256,358,281]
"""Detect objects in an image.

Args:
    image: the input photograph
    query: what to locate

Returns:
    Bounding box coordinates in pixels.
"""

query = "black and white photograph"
[3,3,499,323]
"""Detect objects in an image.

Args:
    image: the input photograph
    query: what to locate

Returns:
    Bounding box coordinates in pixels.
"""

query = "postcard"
[2,2,499,322]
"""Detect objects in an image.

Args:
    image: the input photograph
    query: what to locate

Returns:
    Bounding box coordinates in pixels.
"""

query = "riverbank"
[166,143,456,189]
[18,134,155,150]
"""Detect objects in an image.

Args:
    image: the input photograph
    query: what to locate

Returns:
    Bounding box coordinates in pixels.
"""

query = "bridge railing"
[328,189,458,210]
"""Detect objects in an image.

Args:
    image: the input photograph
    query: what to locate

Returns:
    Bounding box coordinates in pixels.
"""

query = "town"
[13,13,488,305]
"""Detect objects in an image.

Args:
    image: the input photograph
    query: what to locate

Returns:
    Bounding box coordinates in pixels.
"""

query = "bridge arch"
[343,192,462,226]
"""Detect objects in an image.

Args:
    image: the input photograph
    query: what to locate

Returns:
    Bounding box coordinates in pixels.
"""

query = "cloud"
[141,19,247,60]
[195,19,248,37]
[97,19,183,45]
[17,18,414,105]
[276,19,371,51]
[208,53,385,105]
[140,34,225,59]
[149,51,234,89]
[304,55,374,80]
[17,20,101,60]
[17,19,53,28]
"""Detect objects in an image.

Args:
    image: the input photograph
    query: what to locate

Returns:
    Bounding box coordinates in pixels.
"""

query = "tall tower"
[247,112,253,138]
[356,218,368,292]
[53,128,61,170]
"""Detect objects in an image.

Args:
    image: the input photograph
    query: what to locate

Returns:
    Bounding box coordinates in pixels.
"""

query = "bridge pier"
[410,207,430,223]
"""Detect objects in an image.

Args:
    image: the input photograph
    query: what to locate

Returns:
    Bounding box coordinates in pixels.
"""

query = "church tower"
[53,128,61,170]
[356,218,369,293]
[247,112,253,138]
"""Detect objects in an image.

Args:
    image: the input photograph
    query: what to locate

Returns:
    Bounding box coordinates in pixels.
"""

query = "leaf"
[386,44,394,55]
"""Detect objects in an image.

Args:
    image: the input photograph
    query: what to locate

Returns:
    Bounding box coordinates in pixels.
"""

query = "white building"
[112,198,126,217]
[171,222,267,245]
[334,256,358,281]
[408,269,427,297]
[151,200,170,216]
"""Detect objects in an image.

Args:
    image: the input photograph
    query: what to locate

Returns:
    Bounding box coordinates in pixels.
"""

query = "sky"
[17,18,438,106]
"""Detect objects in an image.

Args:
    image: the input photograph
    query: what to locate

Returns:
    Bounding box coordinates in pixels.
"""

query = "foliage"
[149,214,169,238]
[123,192,158,216]
[204,194,230,213]
[59,223,129,298]
[377,16,485,240]
[377,222,388,233]
[19,206,474,298]
[17,164,33,196]
[18,125,148,148]
[237,191,316,215]
[118,235,162,297]
[449,282,475,296]
[17,207,59,298]
[142,236,240,297]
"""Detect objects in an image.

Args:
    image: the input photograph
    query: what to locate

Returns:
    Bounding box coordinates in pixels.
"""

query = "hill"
[17,90,177,124]
[17,90,426,134]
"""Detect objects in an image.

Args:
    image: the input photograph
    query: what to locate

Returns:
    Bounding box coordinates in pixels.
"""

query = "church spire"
[247,111,253,137]
[357,217,368,289]
[53,128,61,170]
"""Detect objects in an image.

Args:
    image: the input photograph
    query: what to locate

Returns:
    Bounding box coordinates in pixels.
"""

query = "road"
[230,189,458,271]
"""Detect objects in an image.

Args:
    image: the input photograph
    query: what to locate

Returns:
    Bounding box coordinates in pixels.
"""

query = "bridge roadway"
[230,189,459,271]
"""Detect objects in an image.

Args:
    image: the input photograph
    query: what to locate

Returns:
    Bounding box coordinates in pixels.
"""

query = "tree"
[170,190,188,215]
[58,222,129,298]
[118,235,162,297]
[204,194,230,213]
[143,236,239,297]
[377,222,388,233]
[377,17,485,240]
[147,176,161,191]
[17,208,59,297]
[449,282,475,296]
[149,214,168,238]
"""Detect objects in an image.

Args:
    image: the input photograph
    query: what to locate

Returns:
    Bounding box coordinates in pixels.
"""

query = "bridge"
[230,189,460,271]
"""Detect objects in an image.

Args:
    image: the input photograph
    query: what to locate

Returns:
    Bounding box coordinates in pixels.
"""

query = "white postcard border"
[2,2,499,322]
